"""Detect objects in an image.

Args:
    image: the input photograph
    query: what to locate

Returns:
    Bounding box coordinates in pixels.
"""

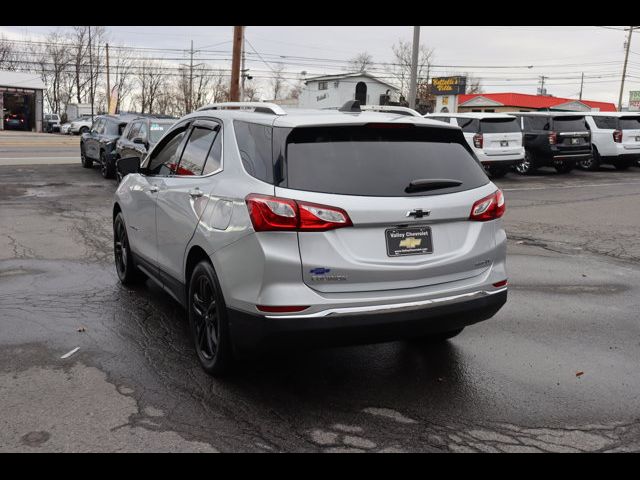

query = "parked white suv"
[426,113,524,178]
[581,112,640,170]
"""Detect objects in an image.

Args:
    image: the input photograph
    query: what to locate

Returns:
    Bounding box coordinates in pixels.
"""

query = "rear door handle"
[189,188,203,198]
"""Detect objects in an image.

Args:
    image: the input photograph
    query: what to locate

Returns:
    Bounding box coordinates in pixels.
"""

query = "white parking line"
[502,181,640,192]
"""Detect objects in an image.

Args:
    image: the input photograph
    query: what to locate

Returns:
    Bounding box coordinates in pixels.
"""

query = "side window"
[138,122,149,141]
[202,129,222,175]
[233,120,273,183]
[529,116,550,131]
[128,122,141,140]
[175,126,218,176]
[145,128,188,176]
[92,119,103,134]
[593,116,617,129]
[457,118,479,133]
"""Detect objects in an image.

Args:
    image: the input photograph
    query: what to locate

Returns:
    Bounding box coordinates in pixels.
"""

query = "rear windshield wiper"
[405,179,463,193]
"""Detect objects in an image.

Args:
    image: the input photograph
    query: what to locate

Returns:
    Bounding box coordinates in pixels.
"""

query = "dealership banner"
[629,91,640,111]
[431,76,467,96]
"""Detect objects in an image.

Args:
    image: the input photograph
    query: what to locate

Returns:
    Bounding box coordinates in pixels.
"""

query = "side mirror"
[116,156,141,179]
[133,137,146,145]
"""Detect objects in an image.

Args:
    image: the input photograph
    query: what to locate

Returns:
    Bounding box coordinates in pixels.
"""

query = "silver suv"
[113,102,508,376]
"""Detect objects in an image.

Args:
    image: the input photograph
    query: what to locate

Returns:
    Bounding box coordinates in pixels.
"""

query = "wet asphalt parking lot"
[1,133,640,452]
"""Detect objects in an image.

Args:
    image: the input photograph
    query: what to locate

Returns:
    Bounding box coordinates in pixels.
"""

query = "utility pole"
[240,34,246,102]
[189,40,194,113]
[230,26,243,102]
[408,26,420,109]
[88,26,94,117]
[106,43,111,112]
[539,75,546,95]
[579,72,584,100]
[619,26,635,111]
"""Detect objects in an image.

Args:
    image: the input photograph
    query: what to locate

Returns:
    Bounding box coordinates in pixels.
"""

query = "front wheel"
[189,261,233,376]
[100,151,114,179]
[80,143,93,168]
[79,126,89,135]
[113,213,144,285]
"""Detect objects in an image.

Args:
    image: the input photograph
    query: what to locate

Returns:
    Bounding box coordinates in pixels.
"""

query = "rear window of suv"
[592,116,618,129]
[553,116,588,132]
[480,118,521,133]
[280,125,488,197]
[619,116,640,130]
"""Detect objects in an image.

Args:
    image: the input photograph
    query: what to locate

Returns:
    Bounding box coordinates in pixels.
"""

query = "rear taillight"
[493,279,508,288]
[470,190,505,222]
[245,194,353,232]
[613,130,622,143]
[473,133,483,149]
[548,131,558,145]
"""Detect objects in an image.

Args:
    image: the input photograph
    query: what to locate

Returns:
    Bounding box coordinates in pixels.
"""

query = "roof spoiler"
[339,100,362,113]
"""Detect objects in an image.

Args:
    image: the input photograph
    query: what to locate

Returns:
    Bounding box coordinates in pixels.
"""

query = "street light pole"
[408,26,420,109]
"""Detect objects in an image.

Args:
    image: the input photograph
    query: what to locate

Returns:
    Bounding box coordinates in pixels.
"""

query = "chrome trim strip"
[264,288,507,319]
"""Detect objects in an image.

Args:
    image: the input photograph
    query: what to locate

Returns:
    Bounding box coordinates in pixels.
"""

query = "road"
[0,131,79,165]
[1,137,639,452]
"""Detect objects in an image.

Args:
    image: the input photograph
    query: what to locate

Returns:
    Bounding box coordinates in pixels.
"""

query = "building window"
[318,81,328,91]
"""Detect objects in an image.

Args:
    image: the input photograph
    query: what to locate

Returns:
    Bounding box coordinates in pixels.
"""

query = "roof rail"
[360,105,422,117]
[196,102,287,116]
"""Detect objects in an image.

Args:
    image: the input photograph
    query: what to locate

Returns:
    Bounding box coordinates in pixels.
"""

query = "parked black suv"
[114,115,176,182]
[80,115,138,178]
[511,112,592,174]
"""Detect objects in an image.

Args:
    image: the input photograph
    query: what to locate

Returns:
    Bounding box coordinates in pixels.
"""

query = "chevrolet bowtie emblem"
[399,237,422,248]
[406,209,430,219]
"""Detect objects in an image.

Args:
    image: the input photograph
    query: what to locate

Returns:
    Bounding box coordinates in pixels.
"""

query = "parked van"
[511,112,592,175]
[580,112,640,170]
[427,113,524,178]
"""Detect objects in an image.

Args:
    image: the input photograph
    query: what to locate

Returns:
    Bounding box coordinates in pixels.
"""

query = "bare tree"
[69,26,107,105]
[465,73,483,94]
[31,31,72,114]
[387,40,434,101]
[110,47,136,113]
[270,63,286,100]
[0,36,18,70]
[136,59,165,114]
[348,52,374,72]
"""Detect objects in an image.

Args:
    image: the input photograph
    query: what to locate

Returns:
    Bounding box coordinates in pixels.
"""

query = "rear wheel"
[79,126,89,135]
[554,161,574,174]
[113,213,144,285]
[188,261,233,376]
[80,143,93,168]
[514,152,536,175]
[412,328,464,344]
[579,148,600,171]
[100,151,114,179]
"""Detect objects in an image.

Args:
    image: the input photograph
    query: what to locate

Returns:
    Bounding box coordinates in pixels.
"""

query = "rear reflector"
[470,190,505,221]
[256,305,310,313]
[493,280,508,288]
[246,194,352,232]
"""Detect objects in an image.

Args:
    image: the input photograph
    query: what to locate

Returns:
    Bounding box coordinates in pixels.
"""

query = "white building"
[298,72,399,109]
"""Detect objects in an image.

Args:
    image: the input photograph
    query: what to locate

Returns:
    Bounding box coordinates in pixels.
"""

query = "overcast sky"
[2,26,637,106]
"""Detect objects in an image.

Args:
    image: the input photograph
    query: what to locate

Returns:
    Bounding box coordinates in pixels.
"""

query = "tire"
[487,165,509,179]
[579,148,600,171]
[100,151,114,179]
[79,126,89,135]
[188,261,234,376]
[113,212,144,285]
[411,328,464,344]
[554,161,574,174]
[514,151,536,175]
[80,143,93,168]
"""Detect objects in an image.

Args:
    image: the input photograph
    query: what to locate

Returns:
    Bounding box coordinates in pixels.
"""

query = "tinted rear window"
[282,125,488,197]
[592,116,618,129]
[553,116,588,132]
[234,120,274,184]
[480,118,521,133]
[619,116,640,130]
[456,118,480,133]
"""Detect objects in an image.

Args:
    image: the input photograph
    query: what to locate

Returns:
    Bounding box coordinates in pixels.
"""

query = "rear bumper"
[227,288,507,351]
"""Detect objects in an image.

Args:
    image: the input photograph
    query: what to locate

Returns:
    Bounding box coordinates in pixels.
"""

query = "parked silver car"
[113,102,508,375]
